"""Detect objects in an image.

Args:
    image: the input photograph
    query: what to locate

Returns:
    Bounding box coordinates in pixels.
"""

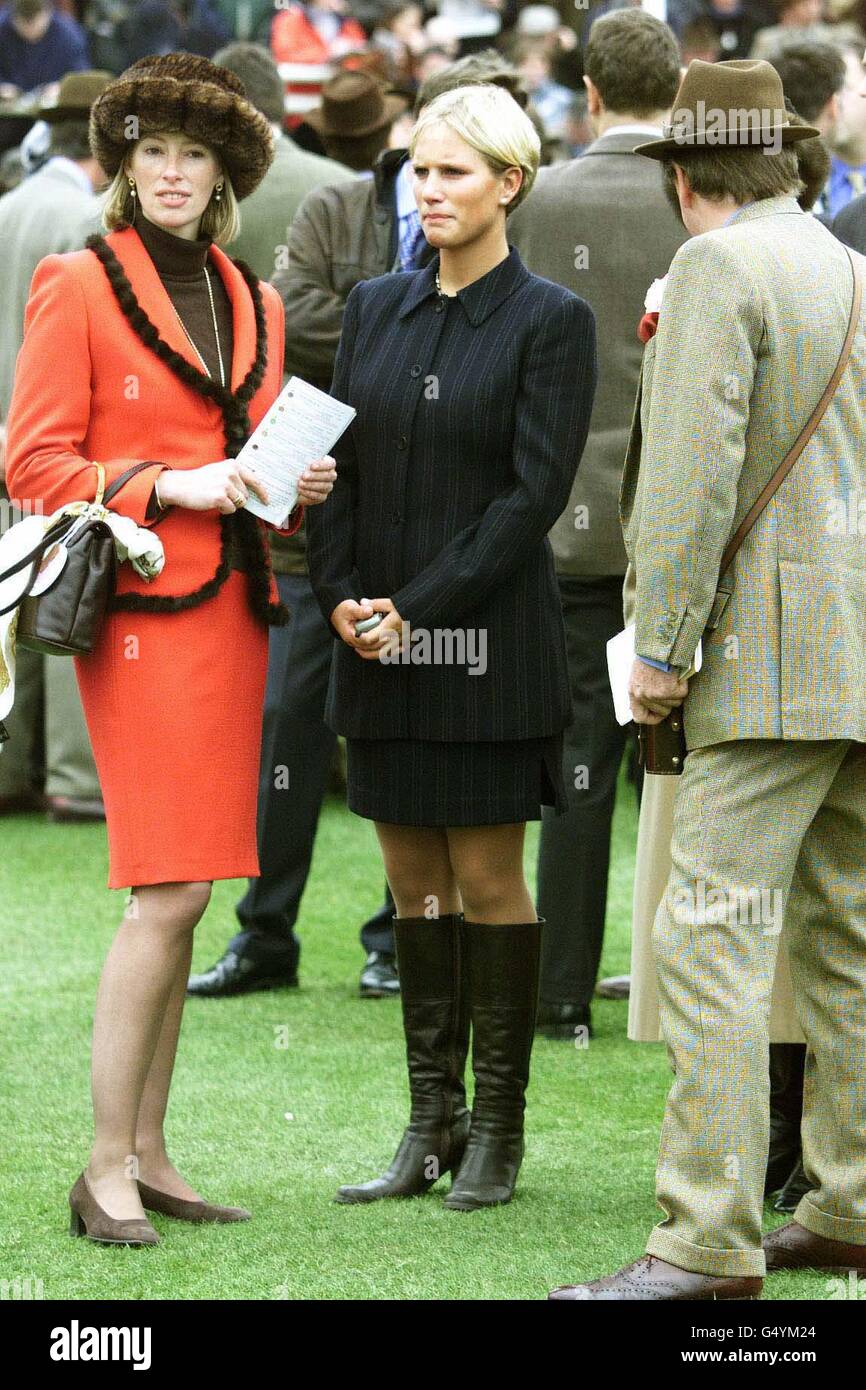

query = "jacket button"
[391,510,402,524]
[434,300,444,313]
[410,365,421,377]
[397,434,408,448]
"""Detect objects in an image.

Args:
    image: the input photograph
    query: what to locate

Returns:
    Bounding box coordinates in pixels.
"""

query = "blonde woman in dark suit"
[309,83,597,1211]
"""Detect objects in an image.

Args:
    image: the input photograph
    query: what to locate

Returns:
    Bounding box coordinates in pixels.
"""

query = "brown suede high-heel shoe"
[136,1181,251,1223]
[68,1173,159,1246]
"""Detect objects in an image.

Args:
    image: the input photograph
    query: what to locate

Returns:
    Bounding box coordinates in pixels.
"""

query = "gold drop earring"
[214,183,223,202]
[128,176,136,222]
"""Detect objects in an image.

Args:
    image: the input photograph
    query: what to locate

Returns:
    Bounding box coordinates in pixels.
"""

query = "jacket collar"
[374,146,411,208]
[397,244,530,325]
[104,226,259,392]
[40,156,94,194]
[580,127,665,157]
[727,195,805,225]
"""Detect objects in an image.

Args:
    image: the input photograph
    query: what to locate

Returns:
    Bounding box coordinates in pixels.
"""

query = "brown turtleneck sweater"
[136,212,234,386]
[136,215,244,569]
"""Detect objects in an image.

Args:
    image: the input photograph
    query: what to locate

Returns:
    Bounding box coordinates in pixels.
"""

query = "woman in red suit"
[5,54,336,1245]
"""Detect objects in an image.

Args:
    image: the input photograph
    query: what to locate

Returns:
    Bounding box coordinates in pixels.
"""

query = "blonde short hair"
[408,83,540,214]
[102,158,241,244]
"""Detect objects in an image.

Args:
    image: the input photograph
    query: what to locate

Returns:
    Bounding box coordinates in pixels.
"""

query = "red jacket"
[6,226,301,616]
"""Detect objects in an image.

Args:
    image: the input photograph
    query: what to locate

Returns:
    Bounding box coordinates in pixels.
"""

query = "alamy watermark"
[378,624,487,675]
[667,104,788,156]
[671,880,784,935]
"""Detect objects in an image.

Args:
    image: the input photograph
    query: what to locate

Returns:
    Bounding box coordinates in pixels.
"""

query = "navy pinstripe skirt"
[345,733,568,827]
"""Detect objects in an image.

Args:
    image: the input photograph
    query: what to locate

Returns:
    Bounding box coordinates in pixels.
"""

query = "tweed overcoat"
[620,196,866,750]
[5,225,300,617]
[307,245,598,742]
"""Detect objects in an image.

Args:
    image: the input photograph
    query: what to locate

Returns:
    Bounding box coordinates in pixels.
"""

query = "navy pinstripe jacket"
[307,244,597,742]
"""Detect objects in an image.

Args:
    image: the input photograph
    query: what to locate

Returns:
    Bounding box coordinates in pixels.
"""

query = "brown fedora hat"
[38,70,114,124]
[305,71,406,140]
[635,59,820,159]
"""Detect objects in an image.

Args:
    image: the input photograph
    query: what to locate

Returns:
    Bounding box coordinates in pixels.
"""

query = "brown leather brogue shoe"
[763,1221,866,1274]
[548,1255,763,1301]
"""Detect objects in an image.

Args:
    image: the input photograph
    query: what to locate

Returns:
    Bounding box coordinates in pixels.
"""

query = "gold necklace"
[171,265,226,387]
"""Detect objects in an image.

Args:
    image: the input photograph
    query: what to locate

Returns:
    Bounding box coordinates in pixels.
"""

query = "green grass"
[0,773,820,1300]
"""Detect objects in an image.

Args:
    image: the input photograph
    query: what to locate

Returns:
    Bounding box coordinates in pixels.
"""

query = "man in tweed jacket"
[551,59,866,1301]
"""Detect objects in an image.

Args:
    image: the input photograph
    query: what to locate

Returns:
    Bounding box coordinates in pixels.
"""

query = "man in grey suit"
[825,61,866,250]
[507,9,686,1037]
[0,71,110,821]
[185,44,395,1001]
[832,190,866,254]
[190,54,534,1001]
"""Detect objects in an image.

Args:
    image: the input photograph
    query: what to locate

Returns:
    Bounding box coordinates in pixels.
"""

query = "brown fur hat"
[90,53,275,200]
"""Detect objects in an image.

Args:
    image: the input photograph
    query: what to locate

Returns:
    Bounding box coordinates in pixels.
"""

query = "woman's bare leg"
[373,823,461,918]
[86,881,211,1220]
[446,823,536,923]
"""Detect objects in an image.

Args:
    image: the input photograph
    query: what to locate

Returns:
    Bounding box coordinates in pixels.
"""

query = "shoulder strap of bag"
[0,462,155,617]
[103,460,159,506]
[0,514,74,616]
[719,247,862,577]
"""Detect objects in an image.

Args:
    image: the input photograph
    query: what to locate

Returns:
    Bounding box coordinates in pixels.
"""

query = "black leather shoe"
[359,951,400,998]
[595,975,631,1000]
[765,1043,805,1195]
[187,946,298,998]
[46,795,105,823]
[336,915,469,1203]
[773,1157,811,1213]
[535,1000,592,1041]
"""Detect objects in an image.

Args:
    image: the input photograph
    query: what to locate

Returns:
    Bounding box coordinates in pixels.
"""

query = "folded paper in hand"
[235,376,356,526]
[606,624,702,726]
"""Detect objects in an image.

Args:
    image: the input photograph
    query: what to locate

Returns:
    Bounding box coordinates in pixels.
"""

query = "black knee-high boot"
[444,918,542,1212]
[767,1042,808,1211]
[334,913,470,1204]
[765,1042,806,1196]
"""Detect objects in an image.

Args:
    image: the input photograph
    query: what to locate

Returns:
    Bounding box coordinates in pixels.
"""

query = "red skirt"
[74,571,268,890]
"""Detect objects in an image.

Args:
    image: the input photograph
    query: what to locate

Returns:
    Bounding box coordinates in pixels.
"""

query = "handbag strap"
[0,463,154,618]
[102,460,158,506]
[0,519,71,617]
[719,247,862,577]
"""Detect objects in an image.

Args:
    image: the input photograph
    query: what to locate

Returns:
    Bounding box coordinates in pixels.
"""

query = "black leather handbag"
[0,461,157,657]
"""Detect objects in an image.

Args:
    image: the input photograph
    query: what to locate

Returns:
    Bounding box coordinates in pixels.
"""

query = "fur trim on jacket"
[85,232,289,628]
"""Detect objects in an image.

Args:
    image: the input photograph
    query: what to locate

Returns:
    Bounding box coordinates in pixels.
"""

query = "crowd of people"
[0,0,865,1300]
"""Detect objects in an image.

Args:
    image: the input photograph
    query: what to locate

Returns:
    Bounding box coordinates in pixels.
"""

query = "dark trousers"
[536,574,643,1009]
[233,573,395,968]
